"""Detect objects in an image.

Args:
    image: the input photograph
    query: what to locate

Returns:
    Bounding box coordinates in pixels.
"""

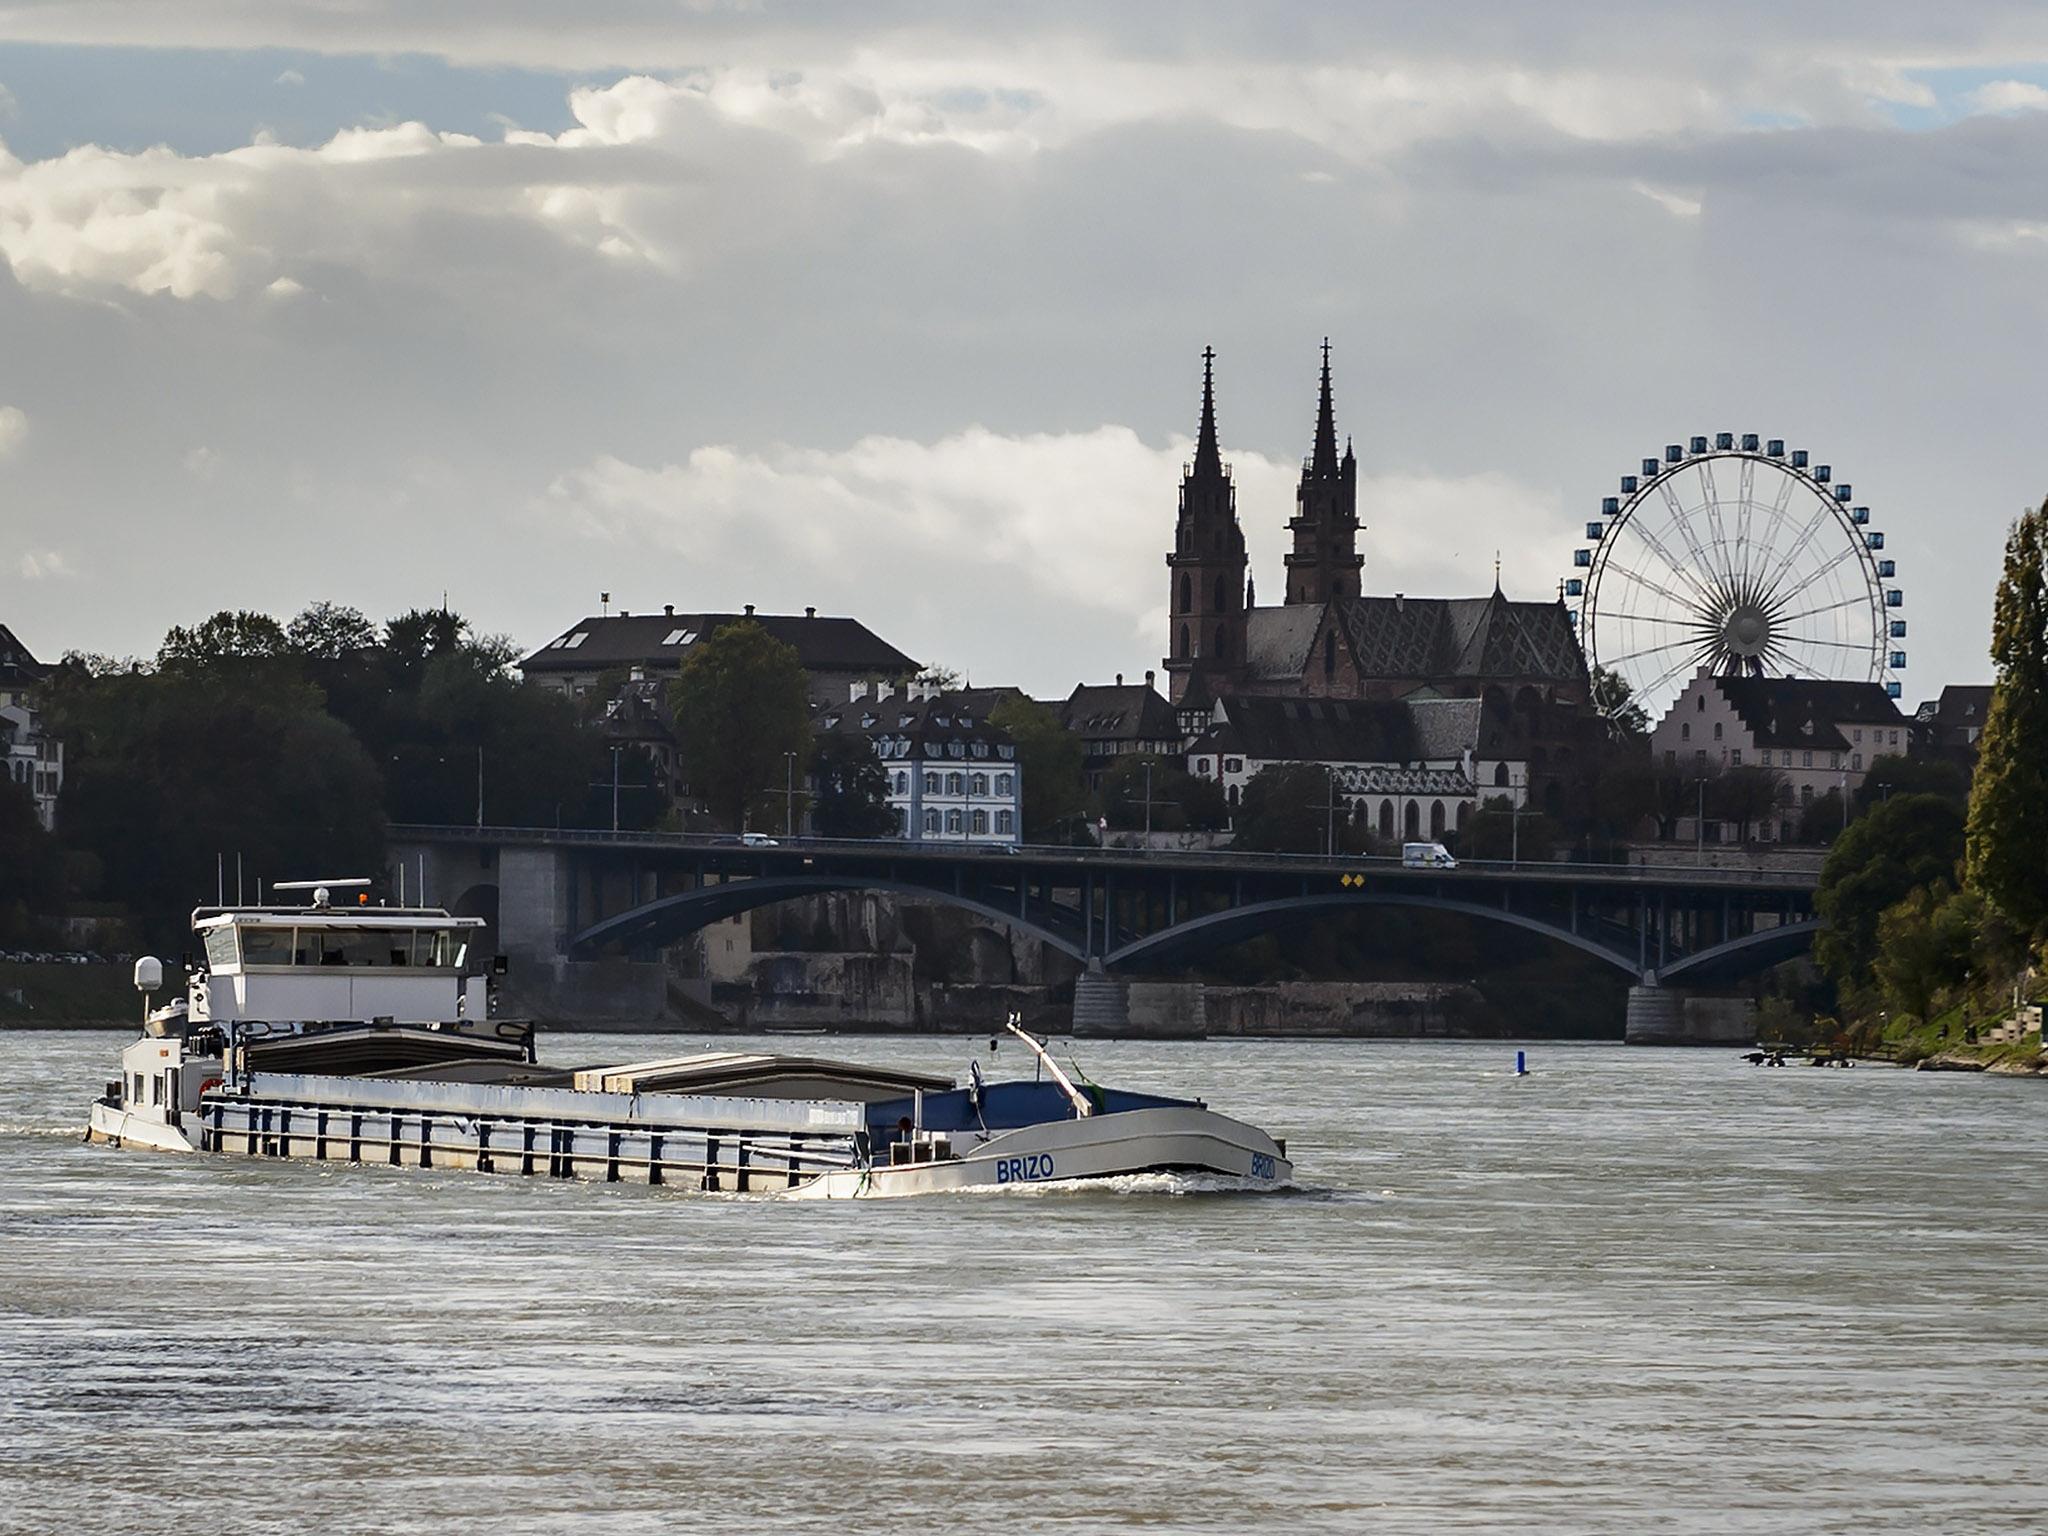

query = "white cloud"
[1967,79,2048,114]
[18,549,71,580]
[542,425,1567,680]
[0,83,17,121]
[274,68,305,88]
[182,445,221,477]
[0,403,24,456]
[263,274,304,297]
[1635,182,1703,219]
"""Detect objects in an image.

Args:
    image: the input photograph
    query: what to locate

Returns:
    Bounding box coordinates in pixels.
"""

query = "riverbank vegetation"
[1804,499,2048,1065]
[18,604,652,948]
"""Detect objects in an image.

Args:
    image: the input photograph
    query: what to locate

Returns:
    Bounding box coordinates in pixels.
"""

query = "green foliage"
[1798,788,1846,847]
[670,620,813,832]
[1458,795,1556,861]
[42,656,387,941]
[1590,665,1650,740]
[811,733,897,839]
[41,601,651,938]
[1708,766,1784,843]
[158,610,290,668]
[1232,763,1368,854]
[1813,793,1966,991]
[1855,753,1968,814]
[1871,884,1976,1025]
[1096,754,1227,832]
[989,694,1086,841]
[285,601,379,661]
[1965,499,2048,936]
[0,777,63,937]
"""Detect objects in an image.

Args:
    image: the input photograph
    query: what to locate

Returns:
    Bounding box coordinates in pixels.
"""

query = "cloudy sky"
[2,3,2045,705]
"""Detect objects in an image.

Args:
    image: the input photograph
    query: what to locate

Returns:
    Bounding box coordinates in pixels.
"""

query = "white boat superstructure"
[88,885,1294,1197]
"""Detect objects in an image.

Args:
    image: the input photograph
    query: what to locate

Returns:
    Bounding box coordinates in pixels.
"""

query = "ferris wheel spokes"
[1568,437,1901,713]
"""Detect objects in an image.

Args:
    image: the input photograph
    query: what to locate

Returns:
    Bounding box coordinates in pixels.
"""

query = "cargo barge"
[87,881,1293,1197]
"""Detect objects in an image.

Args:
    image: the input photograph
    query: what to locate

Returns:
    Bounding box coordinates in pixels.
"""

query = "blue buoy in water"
[1515,1050,1528,1077]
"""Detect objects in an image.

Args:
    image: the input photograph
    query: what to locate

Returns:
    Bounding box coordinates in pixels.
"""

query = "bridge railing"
[389,824,1821,890]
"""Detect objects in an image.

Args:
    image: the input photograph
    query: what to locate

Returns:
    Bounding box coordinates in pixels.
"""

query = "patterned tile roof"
[1337,592,1586,687]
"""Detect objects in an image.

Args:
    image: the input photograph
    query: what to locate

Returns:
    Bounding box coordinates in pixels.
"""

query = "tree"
[1709,766,1783,844]
[989,694,1087,841]
[1590,665,1650,740]
[157,610,291,669]
[1095,754,1226,832]
[1232,763,1367,854]
[1652,759,1720,841]
[1872,883,1977,1024]
[810,733,897,839]
[1855,752,1968,814]
[40,657,386,941]
[0,776,62,940]
[1813,792,1966,990]
[1798,787,1846,846]
[1965,499,2048,935]
[670,620,813,832]
[1458,795,1556,861]
[286,602,379,661]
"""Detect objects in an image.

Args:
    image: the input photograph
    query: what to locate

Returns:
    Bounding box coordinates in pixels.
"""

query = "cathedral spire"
[1311,337,1338,479]
[1194,345,1221,479]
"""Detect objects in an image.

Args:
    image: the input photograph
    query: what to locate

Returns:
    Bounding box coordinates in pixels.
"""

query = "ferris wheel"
[1566,432,1904,715]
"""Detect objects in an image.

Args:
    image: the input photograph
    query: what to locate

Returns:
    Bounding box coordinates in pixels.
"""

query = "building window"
[946,772,964,795]
[1663,750,1675,768]
[924,773,940,794]
[996,811,1014,835]
[1695,693,1704,712]
[1889,730,1899,746]
[946,809,963,834]
[1681,722,1690,741]
[923,809,940,834]
[1493,762,1509,787]
[1712,722,1722,740]
[971,809,989,835]
[1730,750,1742,766]
[1853,729,1862,743]
[1179,573,1191,613]
[995,773,1013,794]
[1378,800,1394,837]
[893,772,908,795]
[1323,631,1336,678]
[1404,801,1421,839]
[1802,751,1812,768]
[898,807,910,833]
[1852,753,1862,771]
[1225,758,1242,773]
[1830,753,1841,770]
[971,773,989,795]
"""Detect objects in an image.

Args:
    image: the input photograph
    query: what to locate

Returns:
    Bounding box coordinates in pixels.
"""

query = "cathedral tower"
[1282,340,1363,606]
[1164,346,1248,704]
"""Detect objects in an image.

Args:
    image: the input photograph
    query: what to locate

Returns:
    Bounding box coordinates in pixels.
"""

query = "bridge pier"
[1625,983,1757,1047]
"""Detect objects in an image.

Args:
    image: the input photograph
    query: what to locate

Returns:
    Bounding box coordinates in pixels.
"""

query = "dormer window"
[861,714,877,728]
[564,632,589,649]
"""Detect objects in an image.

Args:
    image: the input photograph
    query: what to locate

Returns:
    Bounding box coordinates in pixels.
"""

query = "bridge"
[388,825,1823,1041]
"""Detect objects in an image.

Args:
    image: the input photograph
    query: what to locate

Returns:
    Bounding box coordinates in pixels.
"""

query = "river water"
[2,1031,2044,1535]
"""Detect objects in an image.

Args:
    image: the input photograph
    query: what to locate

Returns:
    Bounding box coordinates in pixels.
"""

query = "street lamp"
[784,751,797,838]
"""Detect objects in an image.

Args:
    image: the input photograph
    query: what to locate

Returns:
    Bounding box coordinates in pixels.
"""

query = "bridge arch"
[1104,892,1647,977]
[569,875,1088,963]
[1654,918,1822,985]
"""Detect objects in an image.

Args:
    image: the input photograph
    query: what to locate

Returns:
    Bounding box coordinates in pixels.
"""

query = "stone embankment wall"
[666,894,1498,1038]
[684,892,1081,1034]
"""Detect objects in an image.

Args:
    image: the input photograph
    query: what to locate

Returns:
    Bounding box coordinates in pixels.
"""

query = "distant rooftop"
[520,608,919,678]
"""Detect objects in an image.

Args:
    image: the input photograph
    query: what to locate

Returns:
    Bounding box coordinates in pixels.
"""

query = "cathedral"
[1163,346,1599,828]
[1163,344,1590,719]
